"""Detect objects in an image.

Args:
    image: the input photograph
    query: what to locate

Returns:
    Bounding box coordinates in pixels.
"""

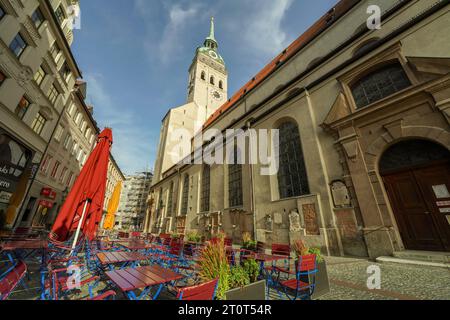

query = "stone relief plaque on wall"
[289,210,302,232]
[330,180,351,208]
[335,209,358,239]
[303,204,320,235]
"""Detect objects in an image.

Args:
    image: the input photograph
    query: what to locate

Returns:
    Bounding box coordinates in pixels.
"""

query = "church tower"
[187,17,228,121]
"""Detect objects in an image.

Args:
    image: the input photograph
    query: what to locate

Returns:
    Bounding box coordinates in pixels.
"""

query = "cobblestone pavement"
[317,256,450,300]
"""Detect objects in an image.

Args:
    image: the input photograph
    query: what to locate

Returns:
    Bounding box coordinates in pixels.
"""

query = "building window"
[50,42,60,61]
[9,33,27,58]
[228,146,243,208]
[0,4,5,20]
[31,7,45,29]
[47,84,59,104]
[34,66,46,86]
[50,161,60,179]
[201,71,206,80]
[201,165,210,212]
[54,5,66,24]
[31,112,47,135]
[180,175,189,215]
[77,148,83,162]
[67,171,74,186]
[219,80,223,90]
[59,167,67,183]
[74,112,82,125]
[80,120,86,132]
[63,134,72,149]
[59,62,71,82]
[210,76,215,85]
[71,142,78,155]
[15,96,31,119]
[167,182,174,215]
[54,124,64,142]
[67,103,75,116]
[351,63,411,109]
[40,154,53,173]
[277,121,310,199]
[0,70,5,86]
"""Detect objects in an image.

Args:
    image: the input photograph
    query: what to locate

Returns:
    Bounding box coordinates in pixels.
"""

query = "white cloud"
[239,0,294,55]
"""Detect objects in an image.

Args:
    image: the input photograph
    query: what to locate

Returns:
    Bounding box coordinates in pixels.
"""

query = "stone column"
[340,133,395,258]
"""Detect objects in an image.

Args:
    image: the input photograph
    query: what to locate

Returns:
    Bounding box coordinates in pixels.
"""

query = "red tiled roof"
[202,0,361,130]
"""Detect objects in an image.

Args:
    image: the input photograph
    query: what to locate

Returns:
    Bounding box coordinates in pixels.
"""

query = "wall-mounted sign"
[41,188,57,200]
[39,200,54,209]
[330,180,351,208]
[0,191,12,204]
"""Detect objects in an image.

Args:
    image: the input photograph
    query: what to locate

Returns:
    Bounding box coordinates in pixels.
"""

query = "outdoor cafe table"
[96,251,148,270]
[118,241,154,251]
[242,253,288,277]
[105,265,184,300]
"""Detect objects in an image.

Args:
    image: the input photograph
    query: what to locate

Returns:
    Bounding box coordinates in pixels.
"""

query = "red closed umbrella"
[50,128,113,244]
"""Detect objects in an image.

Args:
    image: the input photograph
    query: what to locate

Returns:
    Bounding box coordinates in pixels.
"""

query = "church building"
[146,0,450,259]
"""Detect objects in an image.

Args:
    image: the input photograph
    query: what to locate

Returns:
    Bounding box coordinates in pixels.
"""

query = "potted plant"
[197,237,230,300]
[186,231,202,244]
[225,258,266,300]
[292,240,330,299]
[242,232,257,252]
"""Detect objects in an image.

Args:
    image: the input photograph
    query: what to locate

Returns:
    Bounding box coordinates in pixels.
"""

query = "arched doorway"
[380,139,450,252]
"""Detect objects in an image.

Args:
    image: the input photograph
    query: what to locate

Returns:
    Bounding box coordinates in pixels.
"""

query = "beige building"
[0,0,84,228]
[146,0,450,258]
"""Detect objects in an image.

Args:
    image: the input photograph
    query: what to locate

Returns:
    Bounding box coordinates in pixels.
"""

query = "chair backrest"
[162,237,171,246]
[130,231,141,239]
[272,244,290,257]
[177,279,219,300]
[224,237,233,246]
[256,241,266,253]
[295,254,318,275]
[170,241,184,256]
[0,261,27,300]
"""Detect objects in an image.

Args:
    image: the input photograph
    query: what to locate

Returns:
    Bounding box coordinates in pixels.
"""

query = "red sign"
[41,187,57,200]
[39,200,54,209]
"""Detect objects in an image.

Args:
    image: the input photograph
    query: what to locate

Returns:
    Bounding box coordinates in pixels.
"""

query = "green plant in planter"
[186,231,202,243]
[308,247,324,263]
[242,232,257,251]
[229,266,250,289]
[242,259,259,283]
[198,237,230,300]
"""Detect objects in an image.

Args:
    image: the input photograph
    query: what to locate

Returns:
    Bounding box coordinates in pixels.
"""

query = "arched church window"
[201,165,211,212]
[219,81,223,90]
[277,121,310,199]
[351,62,411,109]
[181,174,189,215]
[201,71,205,81]
[210,76,215,85]
[228,144,243,208]
[167,182,174,215]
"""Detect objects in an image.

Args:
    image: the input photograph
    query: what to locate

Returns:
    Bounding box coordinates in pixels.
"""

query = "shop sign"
[0,191,12,204]
[41,188,57,200]
[0,176,17,193]
[39,200,54,209]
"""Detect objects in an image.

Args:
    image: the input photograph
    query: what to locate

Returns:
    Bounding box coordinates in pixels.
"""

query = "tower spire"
[209,17,215,41]
[204,16,218,50]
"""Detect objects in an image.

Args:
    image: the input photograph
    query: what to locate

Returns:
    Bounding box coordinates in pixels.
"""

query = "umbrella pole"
[70,199,90,256]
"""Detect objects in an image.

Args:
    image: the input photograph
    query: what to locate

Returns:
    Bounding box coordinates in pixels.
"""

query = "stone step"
[392,250,450,263]
[376,256,450,269]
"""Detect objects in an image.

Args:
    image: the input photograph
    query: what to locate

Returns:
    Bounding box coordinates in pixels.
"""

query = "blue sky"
[71,0,338,175]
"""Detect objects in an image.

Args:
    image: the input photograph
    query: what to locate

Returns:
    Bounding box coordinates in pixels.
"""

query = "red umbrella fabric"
[50,128,113,242]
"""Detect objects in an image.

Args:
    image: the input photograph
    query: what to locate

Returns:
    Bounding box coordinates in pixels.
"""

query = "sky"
[71,0,338,175]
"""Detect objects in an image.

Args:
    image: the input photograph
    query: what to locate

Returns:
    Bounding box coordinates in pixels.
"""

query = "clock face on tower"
[208,50,218,60]
[211,90,222,100]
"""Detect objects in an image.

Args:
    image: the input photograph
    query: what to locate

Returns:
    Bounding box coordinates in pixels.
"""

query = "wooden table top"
[105,265,184,292]
[0,240,48,251]
[96,251,148,265]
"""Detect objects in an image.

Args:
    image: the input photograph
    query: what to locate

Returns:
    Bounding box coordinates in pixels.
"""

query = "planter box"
[298,260,330,299]
[225,280,266,300]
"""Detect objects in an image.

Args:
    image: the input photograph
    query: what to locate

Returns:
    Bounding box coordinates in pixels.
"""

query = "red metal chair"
[224,237,233,246]
[0,261,28,300]
[176,279,219,300]
[275,254,318,300]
